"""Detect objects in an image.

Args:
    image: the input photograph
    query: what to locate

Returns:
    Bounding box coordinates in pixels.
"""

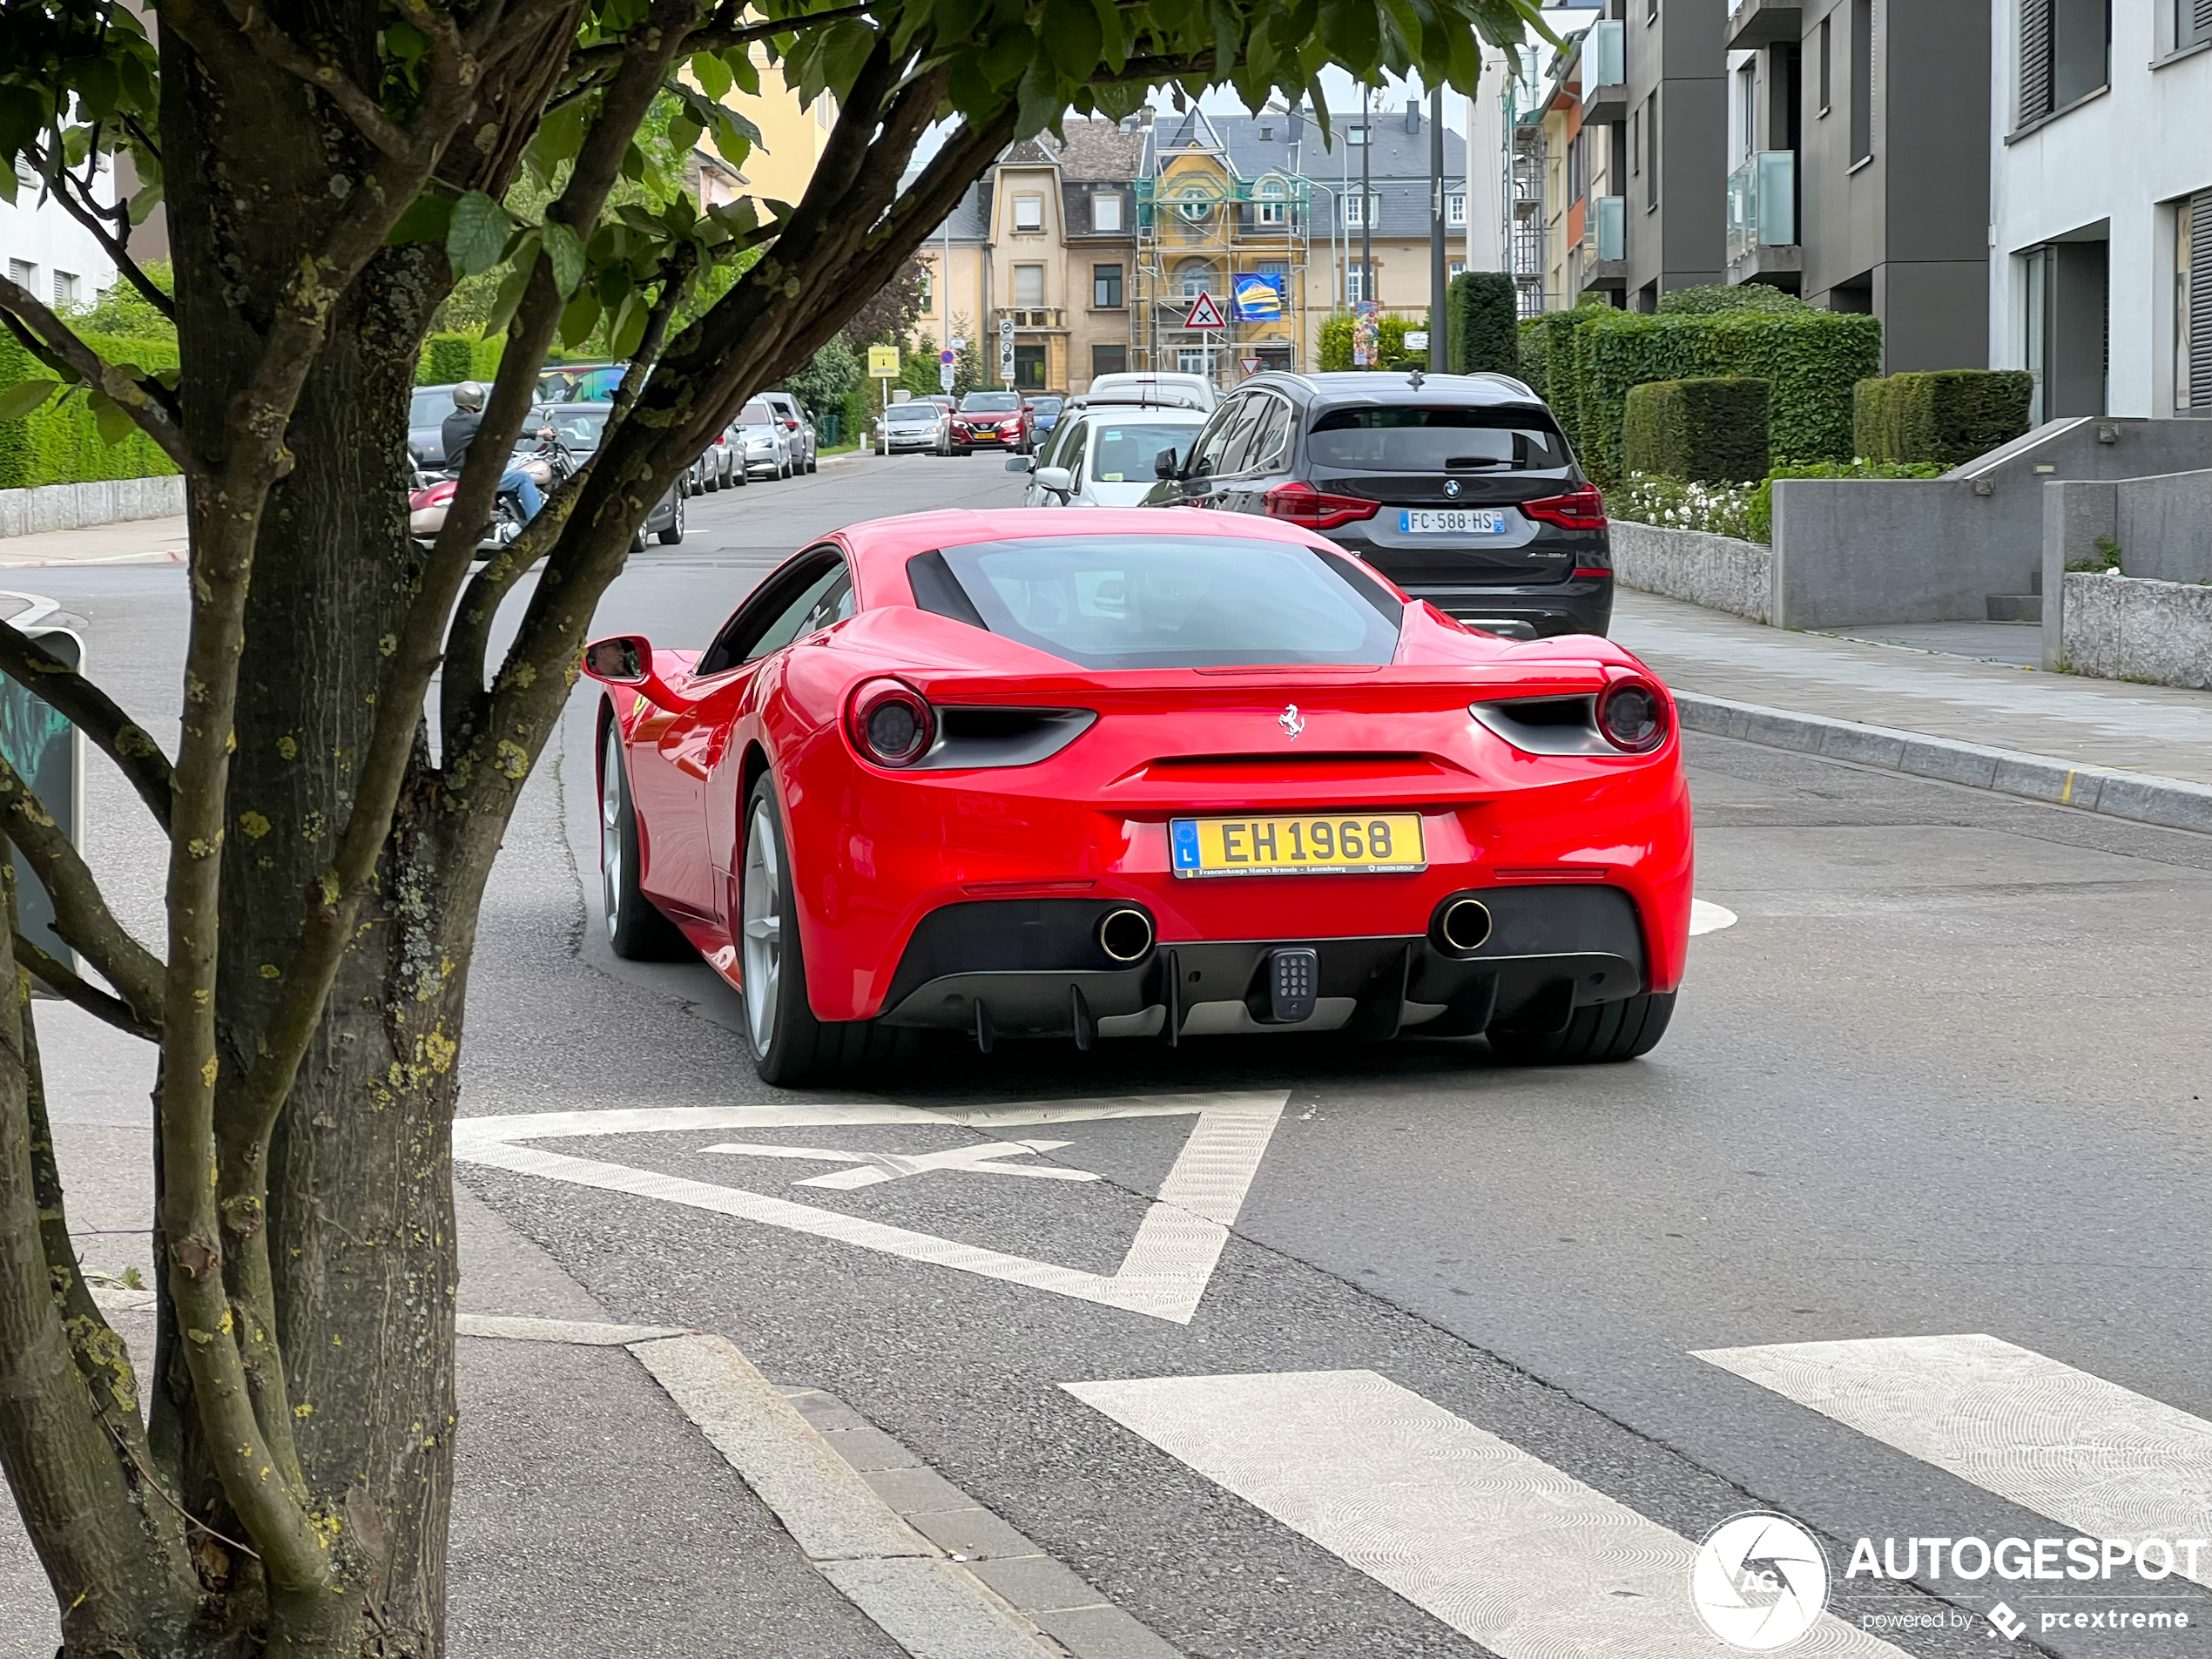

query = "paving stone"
[815,1424,924,1473]
[785,1389,872,1433]
[966,1553,1109,1614]
[906,1506,1041,1561]
[860,1465,973,1516]
[1031,1603,1184,1659]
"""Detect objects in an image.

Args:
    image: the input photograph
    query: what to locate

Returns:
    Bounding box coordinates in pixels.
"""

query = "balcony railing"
[995,307,1065,329]
[1588,194,1624,263]
[1583,20,1624,92]
[1725,151,1797,266]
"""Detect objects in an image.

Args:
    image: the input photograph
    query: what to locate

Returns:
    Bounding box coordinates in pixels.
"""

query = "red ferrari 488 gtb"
[583,509,1693,1084]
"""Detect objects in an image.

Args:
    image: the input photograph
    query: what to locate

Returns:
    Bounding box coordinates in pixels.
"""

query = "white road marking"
[1065,1369,1909,1656]
[1689,899,1738,935]
[453,1093,1287,1324]
[455,1312,688,1345]
[1696,1334,2212,1588]
[703,1136,1100,1189]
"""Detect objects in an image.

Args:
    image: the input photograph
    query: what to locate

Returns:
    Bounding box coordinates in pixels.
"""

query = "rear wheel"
[1486,991,1675,1065]
[657,492,685,545]
[600,722,691,961]
[739,777,915,1086]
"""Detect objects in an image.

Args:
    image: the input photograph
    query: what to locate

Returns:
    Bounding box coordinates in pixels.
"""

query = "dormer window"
[1013,193,1044,232]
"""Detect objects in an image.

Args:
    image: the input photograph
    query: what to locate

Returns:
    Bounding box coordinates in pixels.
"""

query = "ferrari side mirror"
[583,635,651,685]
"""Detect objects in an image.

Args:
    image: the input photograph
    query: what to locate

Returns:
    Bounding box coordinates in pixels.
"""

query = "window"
[1087,420,1202,482]
[1849,0,1873,164]
[1347,125,1369,145]
[1092,191,1123,233]
[1645,93,1660,209]
[1013,263,1045,306]
[1092,343,1128,379]
[2183,191,2212,410]
[1243,396,1293,472]
[1013,344,1047,389]
[1446,193,1466,226]
[1306,405,1572,474]
[1175,347,1215,377]
[1256,179,1287,226]
[52,271,79,305]
[2020,0,2114,125]
[1345,261,1377,305]
[2183,0,2212,50]
[1176,259,1216,300]
[909,536,1402,671]
[1093,263,1124,307]
[1175,187,1212,223]
[1630,109,1641,175]
[917,265,934,314]
[1734,61,1757,164]
[1568,128,1587,203]
[1012,192,1044,231]
[1818,17,1832,112]
[1342,192,1382,227]
[7,260,35,293]
[698,550,847,673]
[1449,260,1467,279]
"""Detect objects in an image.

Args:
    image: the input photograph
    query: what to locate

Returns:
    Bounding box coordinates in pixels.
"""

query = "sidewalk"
[0,513,187,567]
[1615,590,2212,829]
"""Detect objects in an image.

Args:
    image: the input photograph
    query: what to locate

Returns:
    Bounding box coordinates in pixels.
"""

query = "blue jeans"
[500,468,544,520]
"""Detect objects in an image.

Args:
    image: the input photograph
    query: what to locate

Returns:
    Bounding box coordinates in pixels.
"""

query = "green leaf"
[1045,0,1103,79]
[607,289,649,361]
[384,18,428,64]
[543,219,586,300]
[691,51,733,101]
[1013,55,1060,138]
[1318,0,1380,71]
[525,98,588,185]
[386,192,455,246]
[0,381,62,422]
[1089,0,1129,74]
[86,390,136,448]
[76,58,121,121]
[559,289,603,350]
[118,51,158,114]
[979,27,1034,89]
[446,190,512,279]
[480,238,538,339]
[127,181,163,226]
[665,111,703,158]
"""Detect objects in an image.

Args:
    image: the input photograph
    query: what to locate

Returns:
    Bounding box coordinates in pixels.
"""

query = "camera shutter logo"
[1690,1513,1830,1650]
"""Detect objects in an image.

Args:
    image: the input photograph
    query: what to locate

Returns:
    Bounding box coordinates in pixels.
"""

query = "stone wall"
[1608,521,1771,623]
[2060,571,2212,690]
[0,475,187,538]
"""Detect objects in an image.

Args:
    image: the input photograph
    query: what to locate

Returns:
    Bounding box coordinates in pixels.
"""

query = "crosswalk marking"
[1695,1334,2212,1589]
[1064,1369,1912,1656]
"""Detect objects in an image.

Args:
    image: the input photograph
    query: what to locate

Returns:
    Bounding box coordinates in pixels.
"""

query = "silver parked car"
[734,398,793,479]
[759,391,818,473]
[875,397,950,454]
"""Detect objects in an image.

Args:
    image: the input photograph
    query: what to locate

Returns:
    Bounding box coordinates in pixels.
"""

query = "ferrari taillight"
[1263,482,1379,531]
[1596,677,1669,754]
[1520,484,1607,532]
[846,678,935,767]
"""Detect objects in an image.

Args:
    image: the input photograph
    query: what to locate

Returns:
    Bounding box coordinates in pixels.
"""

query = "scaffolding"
[1130,162,1312,381]
[1502,67,1549,318]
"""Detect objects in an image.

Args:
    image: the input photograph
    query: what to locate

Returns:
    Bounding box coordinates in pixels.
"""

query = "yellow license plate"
[1170,813,1426,878]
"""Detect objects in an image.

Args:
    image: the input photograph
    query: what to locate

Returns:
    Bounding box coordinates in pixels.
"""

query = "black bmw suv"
[1140,371,1610,638]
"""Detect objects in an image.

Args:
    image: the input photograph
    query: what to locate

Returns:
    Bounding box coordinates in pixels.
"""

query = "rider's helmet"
[453,381,486,411]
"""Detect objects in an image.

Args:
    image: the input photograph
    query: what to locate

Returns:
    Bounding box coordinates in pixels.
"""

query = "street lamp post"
[1429,84,1447,373]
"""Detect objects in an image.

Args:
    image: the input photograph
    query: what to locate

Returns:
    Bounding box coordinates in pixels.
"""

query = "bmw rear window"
[908,536,1401,670]
[1307,406,1570,473]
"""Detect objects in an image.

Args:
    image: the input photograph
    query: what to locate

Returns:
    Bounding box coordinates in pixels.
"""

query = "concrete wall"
[2060,572,2212,690]
[1627,0,1727,300]
[0,476,185,539]
[1609,520,1771,621]
[2040,469,2212,670]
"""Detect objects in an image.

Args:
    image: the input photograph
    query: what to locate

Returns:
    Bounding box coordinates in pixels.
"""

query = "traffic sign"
[998,316,1016,343]
[1183,291,1227,330]
[867,345,899,378]
[939,362,956,392]
[1239,356,1263,376]
[940,348,954,365]
[1405,330,1430,352]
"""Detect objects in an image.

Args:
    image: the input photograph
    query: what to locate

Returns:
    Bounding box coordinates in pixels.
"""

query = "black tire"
[735,463,748,486]
[657,492,685,545]
[1486,991,1676,1066]
[738,775,916,1086]
[599,719,692,961]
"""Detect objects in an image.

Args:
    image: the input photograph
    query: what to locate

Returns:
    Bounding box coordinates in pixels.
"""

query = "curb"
[1676,691,2212,837]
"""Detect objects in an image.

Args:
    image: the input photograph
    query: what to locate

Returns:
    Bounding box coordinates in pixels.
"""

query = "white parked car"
[875,398,951,454]
[1077,371,1218,413]
[1009,408,1209,507]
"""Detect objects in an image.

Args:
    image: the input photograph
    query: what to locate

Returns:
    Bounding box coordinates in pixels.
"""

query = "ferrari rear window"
[909,536,1401,670]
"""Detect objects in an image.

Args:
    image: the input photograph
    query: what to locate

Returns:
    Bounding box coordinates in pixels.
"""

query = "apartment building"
[1723,0,1992,372]
[2,158,118,311]
[1988,0,2212,419]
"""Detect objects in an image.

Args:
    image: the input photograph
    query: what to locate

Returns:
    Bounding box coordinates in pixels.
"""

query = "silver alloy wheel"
[600,726,624,941]
[740,799,781,1055]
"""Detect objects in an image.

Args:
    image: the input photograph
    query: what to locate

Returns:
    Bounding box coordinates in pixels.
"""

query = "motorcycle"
[408,429,575,556]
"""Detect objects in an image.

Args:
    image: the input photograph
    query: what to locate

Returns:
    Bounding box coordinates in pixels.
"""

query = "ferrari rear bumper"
[873,887,1645,1045]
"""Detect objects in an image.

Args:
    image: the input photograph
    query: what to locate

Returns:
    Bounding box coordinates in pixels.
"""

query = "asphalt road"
[8,453,2211,1658]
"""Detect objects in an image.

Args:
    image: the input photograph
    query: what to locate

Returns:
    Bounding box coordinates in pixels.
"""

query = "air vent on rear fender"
[915,707,1096,771]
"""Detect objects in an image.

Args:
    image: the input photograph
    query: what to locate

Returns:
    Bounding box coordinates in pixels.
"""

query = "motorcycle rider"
[441,381,545,520]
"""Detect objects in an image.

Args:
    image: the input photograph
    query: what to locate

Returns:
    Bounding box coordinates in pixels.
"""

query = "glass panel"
[1306,406,1571,475]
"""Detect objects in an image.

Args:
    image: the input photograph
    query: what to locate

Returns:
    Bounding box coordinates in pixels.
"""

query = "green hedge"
[1447,272,1519,377]
[1516,317,1549,402]
[1656,283,1811,317]
[1852,370,2033,468]
[1318,312,1431,372]
[0,329,182,490]
[416,333,503,386]
[1550,307,1880,485]
[1622,377,1770,484]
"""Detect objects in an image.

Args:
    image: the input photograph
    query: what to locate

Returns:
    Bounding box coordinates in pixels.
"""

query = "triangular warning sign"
[1183,290,1227,330]
[453,1092,1286,1324]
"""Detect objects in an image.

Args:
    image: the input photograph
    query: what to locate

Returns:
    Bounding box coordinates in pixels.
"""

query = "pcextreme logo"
[1690,1513,1830,1650]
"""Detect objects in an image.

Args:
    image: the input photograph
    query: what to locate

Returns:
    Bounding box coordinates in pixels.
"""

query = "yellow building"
[687,47,840,212]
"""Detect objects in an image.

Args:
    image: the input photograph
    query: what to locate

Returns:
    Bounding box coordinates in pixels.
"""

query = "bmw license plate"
[1400,509,1507,536]
[1170,814,1426,878]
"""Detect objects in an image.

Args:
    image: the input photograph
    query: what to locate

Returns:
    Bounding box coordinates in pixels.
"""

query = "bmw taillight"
[1263,481,1379,532]
[1520,484,1607,532]
[1595,677,1669,753]
[846,678,935,767]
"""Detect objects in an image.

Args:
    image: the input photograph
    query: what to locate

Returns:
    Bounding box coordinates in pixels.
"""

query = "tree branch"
[219,0,412,158]
[0,756,163,1027]
[22,139,177,326]
[0,624,174,832]
[563,0,874,79]
[17,934,158,1043]
[0,281,190,470]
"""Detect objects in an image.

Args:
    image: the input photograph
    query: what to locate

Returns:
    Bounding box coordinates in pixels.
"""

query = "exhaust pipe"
[1097,907,1156,963]
[1439,897,1493,954]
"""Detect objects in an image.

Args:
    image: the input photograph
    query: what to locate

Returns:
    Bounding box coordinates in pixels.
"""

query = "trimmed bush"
[1572,306,1880,484]
[1656,283,1810,317]
[1852,370,2034,469]
[416,333,503,386]
[1533,307,1599,460]
[1447,272,1519,377]
[1622,377,1770,483]
[1517,317,1549,402]
[0,328,182,489]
